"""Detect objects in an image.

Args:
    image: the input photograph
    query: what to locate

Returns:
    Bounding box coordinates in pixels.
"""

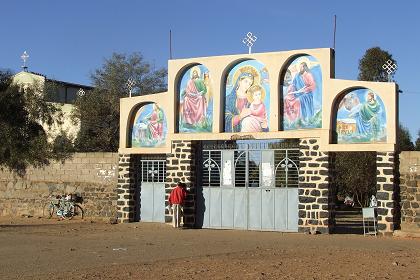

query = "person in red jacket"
[168,182,187,228]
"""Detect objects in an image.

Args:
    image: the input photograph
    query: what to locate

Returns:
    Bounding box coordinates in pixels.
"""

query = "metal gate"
[198,140,299,232]
[139,160,166,223]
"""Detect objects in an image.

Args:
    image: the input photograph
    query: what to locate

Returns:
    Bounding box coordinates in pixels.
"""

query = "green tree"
[415,130,420,151]
[398,124,415,151]
[358,47,397,82]
[73,52,167,152]
[334,152,377,207]
[0,70,67,175]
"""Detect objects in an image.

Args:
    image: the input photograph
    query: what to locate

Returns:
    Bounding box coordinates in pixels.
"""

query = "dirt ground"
[0,217,419,280]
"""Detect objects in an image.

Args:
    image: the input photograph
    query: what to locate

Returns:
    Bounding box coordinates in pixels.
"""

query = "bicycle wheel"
[43,203,55,218]
[71,204,84,220]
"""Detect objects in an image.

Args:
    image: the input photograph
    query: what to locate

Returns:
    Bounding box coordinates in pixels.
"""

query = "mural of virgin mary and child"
[283,55,322,130]
[132,103,167,147]
[336,89,386,143]
[225,61,270,133]
[179,65,213,133]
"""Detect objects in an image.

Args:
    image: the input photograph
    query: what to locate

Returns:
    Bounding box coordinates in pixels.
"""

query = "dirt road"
[0,217,419,279]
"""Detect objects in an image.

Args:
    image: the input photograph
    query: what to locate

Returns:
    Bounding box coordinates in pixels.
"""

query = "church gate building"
[117,48,398,235]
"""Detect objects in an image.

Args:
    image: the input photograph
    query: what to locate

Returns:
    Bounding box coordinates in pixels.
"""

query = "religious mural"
[336,88,387,143]
[131,103,167,147]
[282,55,322,130]
[225,60,270,133]
[179,64,213,133]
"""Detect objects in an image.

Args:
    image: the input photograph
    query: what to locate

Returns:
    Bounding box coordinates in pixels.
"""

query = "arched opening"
[333,88,387,144]
[223,59,270,133]
[177,64,213,133]
[280,54,322,130]
[130,102,167,147]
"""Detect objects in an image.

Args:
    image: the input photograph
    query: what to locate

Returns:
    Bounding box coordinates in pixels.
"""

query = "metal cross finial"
[77,88,85,97]
[21,51,29,71]
[126,77,135,97]
[242,32,257,54]
[382,59,397,82]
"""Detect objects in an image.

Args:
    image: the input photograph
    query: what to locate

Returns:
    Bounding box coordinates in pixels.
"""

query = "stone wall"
[298,138,333,234]
[116,154,136,223]
[399,151,420,232]
[0,153,118,218]
[376,152,398,235]
[165,140,196,227]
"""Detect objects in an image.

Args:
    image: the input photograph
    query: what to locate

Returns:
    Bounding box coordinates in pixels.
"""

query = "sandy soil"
[0,217,419,280]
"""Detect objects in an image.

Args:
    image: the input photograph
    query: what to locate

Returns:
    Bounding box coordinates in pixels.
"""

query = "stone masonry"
[376,152,399,235]
[0,153,118,218]
[398,151,420,232]
[116,154,136,223]
[165,140,196,227]
[298,138,333,234]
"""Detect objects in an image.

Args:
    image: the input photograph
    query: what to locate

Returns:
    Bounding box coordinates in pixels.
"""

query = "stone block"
[376,192,390,200]
[310,189,321,196]
[299,196,316,203]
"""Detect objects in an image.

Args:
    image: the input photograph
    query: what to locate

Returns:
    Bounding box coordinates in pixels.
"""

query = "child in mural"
[284,61,316,125]
[181,66,207,126]
[240,85,268,132]
[145,104,164,142]
[225,66,258,132]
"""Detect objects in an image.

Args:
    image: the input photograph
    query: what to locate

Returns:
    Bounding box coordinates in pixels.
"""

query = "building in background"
[12,70,93,141]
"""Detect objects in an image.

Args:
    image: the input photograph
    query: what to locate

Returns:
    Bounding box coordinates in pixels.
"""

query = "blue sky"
[1,0,419,140]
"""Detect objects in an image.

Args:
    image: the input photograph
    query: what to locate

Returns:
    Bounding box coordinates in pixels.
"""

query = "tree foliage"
[73,52,167,152]
[358,47,397,82]
[0,70,67,175]
[398,124,415,151]
[415,130,420,151]
[334,152,377,207]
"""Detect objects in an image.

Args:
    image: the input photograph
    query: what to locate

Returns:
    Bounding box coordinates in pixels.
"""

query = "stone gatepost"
[376,152,399,235]
[116,154,136,223]
[166,140,196,227]
[298,138,334,234]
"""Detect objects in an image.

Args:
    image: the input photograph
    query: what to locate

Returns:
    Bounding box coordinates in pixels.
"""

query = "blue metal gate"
[198,140,299,232]
[140,160,166,223]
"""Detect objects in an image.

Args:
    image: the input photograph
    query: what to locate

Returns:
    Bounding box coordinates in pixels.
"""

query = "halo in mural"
[131,103,167,147]
[224,60,270,133]
[282,55,322,130]
[336,88,387,143]
[178,64,213,133]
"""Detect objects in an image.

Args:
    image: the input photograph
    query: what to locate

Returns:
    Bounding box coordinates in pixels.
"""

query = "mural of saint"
[179,65,212,133]
[132,103,167,147]
[225,60,270,132]
[336,89,386,143]
[283,55,322,130]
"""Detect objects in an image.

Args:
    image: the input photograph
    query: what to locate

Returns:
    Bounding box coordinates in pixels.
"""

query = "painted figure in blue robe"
[285,62,316,123]
[348,92,382,140]
[225,72,254,132]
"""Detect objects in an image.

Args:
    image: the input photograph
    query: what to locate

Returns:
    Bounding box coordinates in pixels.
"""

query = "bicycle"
[43,194,84,220]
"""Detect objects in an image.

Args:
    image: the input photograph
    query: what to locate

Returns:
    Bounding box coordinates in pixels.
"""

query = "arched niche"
[177,64,213,133]
[334,88,387,143]
[224,59,270,133]
[130,102,167,147]
[280,54,322,130]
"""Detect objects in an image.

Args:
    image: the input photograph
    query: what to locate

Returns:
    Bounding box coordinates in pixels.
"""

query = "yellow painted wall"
[119,48,397,154]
